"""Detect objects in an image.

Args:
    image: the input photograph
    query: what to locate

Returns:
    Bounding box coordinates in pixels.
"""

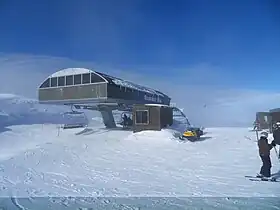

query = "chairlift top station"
[38,68,185,132]
[38,68,170,106]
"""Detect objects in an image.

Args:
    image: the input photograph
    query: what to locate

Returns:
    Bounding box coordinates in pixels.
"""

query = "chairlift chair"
[62,106,88,129]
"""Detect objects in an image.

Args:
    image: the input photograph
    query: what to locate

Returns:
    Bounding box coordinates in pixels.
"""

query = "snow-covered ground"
[0,125,279,209]
[0,94,279,209]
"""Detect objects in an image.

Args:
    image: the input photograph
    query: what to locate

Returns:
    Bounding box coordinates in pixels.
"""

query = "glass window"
[58,76,65,86]
[51,77,58,87]
[74,74,81,85]
[66,75,73,86]
[40,78,50,88]
[82,73,90,84]
[135,110,149,124]
[91,73,105,83]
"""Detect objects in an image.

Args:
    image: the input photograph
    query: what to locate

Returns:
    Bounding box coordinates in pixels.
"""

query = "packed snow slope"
[0,127,280,209]
[0,94,279,209]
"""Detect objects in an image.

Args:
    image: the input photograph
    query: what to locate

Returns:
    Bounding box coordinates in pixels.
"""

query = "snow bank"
[0,93,89,128]
[125,129,178,143]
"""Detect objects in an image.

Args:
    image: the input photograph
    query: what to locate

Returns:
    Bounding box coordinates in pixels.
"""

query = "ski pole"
[274,147,278,156]
[274,147,280,162]
[255,130,259,141]
[244,136,257,142]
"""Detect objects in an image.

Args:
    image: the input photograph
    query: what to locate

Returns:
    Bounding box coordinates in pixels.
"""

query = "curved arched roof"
[48,68,108,82]
[50,68,90,77]
[38,68,108,88]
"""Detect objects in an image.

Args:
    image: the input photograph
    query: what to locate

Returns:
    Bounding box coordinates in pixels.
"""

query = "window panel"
[40,78,50,88]
[135,110,149,124]
[51,77,58,87]
[82,73,90,84]
[66,75,73,86]
[74,74,81,85]
[58,76,65,86]
[91,73,105,83]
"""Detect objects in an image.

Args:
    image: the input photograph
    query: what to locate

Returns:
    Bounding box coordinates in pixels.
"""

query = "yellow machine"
[183,130,197,137]
[181,130,199,141]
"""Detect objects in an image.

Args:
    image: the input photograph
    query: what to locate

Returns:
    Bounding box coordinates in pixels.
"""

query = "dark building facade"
[97,71,170,105]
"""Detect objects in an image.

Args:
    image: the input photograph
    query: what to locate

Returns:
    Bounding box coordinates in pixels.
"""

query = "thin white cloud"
[0,52,279,127]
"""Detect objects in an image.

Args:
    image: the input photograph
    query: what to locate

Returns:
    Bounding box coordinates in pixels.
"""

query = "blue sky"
[1,0,280,87]
[1,0,280,126]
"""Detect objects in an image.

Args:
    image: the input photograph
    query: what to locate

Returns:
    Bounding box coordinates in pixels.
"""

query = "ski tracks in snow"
[0,125,279,209]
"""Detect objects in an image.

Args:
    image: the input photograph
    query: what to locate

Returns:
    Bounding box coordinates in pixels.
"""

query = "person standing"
[272,122,280,159]
[257,131,276,178]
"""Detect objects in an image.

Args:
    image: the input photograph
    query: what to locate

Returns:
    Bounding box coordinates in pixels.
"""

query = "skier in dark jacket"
[273,122,280,159]
[123,114,128,127]
[257,131,276,178]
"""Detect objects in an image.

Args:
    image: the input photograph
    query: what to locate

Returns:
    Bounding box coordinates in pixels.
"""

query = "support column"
[98,106,116,128]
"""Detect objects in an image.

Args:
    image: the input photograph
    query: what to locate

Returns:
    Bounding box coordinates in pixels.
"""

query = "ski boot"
[256,174,264,178]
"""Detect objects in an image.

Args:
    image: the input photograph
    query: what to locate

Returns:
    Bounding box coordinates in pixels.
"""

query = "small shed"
[256,112,270,130]
[256,108,280,132]
[269,108,280,132]
[132,104,173,133]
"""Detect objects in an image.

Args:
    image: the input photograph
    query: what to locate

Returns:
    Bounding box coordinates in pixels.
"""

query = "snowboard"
[245,175,279,182]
